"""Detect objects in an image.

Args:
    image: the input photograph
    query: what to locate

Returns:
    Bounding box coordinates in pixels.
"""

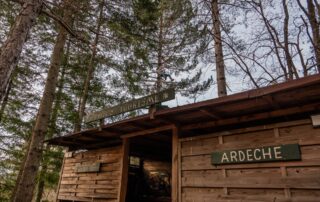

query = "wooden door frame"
[118,124,180,202]
[172,125,179,202]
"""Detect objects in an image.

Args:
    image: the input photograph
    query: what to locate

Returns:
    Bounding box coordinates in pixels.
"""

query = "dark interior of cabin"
[126,132,172,202]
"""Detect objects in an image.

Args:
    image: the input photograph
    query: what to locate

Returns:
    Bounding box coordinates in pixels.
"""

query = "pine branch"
[42,2,91,46]
[10,0,91,47]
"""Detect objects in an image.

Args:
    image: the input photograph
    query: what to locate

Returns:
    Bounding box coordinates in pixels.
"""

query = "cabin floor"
[126,133,172,202]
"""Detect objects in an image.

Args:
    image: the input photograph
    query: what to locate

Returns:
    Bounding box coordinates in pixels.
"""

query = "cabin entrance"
[125,133,172,202]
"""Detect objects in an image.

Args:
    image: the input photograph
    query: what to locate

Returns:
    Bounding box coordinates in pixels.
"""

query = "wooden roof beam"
[100,128,122,136]
[142,133,172,143]
[157,115,181,126]
[65,133,97,143]
[49,139,84,147]
[62,136,96,144]
[199,108,221,119]
[132,135,171,145]
[121,124,174,138]
[182,103,320,131]
[82,139,122,150]
[128,122,151,130]
[84,133,115,141]
[263,95,281,109]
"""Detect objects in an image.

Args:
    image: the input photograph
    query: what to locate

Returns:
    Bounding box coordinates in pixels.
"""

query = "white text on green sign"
[211,144,301,165]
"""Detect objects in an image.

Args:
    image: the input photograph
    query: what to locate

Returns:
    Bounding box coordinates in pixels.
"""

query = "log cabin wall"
[57,146,122,202]
[179,119,320,202]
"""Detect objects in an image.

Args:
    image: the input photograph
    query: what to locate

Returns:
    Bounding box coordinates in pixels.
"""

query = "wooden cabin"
[48,74,320,202]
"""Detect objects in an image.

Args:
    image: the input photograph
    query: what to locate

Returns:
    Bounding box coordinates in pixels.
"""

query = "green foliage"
[41,147,64,189]
[108,0,212,99]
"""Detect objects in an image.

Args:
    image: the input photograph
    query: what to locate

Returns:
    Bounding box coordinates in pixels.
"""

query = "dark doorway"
[125,133,172,202]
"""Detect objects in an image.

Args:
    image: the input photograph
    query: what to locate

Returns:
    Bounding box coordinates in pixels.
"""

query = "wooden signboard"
[212,144,301,165]
[75,162,101,173]
[83,88,175,123]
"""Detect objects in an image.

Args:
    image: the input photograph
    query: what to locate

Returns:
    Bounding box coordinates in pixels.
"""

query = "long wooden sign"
[212,144,301,165]
[83,88,175,123]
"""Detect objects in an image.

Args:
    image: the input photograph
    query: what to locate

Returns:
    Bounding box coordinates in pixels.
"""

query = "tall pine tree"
[109,0,212,101]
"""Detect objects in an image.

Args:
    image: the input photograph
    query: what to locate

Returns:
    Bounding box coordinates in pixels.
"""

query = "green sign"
[75,162,100,173]
[83,88,175,123]
[212,144,301,165]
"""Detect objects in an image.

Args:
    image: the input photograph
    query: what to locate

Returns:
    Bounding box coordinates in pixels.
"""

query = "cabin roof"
[47,74,320,150]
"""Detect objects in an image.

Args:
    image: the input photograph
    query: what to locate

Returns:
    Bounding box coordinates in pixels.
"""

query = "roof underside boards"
[47,74,320,151]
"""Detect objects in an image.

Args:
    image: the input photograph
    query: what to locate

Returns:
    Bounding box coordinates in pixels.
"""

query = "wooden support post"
[149,104,156,119]
[99,119,104,131]
[118,138,130,202]
[172,126,179,202]
[178,139,182,202]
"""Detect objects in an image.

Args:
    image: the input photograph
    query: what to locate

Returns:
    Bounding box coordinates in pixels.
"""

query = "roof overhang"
[47,74,320,150]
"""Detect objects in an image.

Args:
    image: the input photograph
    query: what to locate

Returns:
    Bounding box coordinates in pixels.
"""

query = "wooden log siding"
[179,119,320,202]
[57,146,122,202]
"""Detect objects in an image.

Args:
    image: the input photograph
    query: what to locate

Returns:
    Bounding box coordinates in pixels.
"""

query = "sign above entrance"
[212,144,301,165]
[83,88,175,123]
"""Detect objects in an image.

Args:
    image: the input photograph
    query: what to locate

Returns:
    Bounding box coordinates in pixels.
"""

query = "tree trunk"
[10,140,31,202]
[0,78,13,122]
[0,0,42,101]
[34,41,70,202]
[282,0,298,79]
[211,0,227,97]
[34,163,46,202]
[251,1,289,80]
[307,0,320,72]
[12,1,72,201]
[74,0,105,132]
[156,11,164,93]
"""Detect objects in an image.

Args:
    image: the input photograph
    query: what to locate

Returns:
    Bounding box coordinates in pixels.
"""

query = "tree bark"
[211,0,227,97]
[307,0,320,72]
[10,140,31,202]
[253,1,288,80]
[0,78,13,122]
[34,41,70,202]
[34,162,46,202]
[74,0,105,132]
[282,0,298,79]
[156,11,164,93]
[297,0,320,72]
[12,1,72,201]
[0,0,42,101]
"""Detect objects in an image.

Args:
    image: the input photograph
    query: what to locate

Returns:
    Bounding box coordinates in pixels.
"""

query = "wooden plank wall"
[57,146,122,202]
[179,119,320,202]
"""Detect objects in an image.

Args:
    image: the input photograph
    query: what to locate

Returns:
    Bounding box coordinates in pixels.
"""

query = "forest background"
[0,0,319,201]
